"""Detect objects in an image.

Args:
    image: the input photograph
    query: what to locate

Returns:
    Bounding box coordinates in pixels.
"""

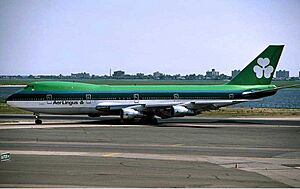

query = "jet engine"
[171,105,195,117]
[120,108,143,120]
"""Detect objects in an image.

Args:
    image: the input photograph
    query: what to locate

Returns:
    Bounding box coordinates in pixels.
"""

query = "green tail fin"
[226,45,284,85]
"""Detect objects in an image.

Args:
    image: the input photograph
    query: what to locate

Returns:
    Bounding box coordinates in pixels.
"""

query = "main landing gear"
[34,113,42,124]
[140,116,158,125]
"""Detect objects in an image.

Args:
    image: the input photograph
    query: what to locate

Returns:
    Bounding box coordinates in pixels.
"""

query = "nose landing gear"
[34,113,42,124]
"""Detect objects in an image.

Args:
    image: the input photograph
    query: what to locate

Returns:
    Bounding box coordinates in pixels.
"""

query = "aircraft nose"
[6,100,12,107]
[5,94,15,106]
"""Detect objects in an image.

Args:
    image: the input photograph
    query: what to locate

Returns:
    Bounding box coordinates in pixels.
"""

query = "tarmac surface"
[0,114,300,187]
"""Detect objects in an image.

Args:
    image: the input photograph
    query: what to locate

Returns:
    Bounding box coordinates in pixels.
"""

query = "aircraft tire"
[140,117,158,125]
[35,119,42,125]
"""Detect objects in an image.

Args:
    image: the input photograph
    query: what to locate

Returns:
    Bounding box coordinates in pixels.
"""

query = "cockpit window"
[25,84,34,89]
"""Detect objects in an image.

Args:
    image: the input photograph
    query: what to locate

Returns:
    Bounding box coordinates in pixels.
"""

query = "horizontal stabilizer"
[242,84,299,99]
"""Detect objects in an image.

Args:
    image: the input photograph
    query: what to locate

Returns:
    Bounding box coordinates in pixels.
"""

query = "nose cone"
[5,94,14,106]
[5,86,29,109]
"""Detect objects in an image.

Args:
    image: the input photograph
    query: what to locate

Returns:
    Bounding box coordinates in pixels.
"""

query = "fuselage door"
[86,94,92,104]
[134,94,139,103]
[174,93,179,101]
[46,94,52,104]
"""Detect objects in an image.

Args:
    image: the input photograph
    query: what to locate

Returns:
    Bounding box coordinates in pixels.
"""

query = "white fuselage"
[7,99,187,115]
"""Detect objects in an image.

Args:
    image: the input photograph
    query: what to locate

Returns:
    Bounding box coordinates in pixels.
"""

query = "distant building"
[231,70,241,78]
[136,73,144,78]
[153,71,164,79]
[71,72,90,79]
[113,70,125,77]
[276,70,289,79]
[136,73,144,76]
[206,69,219,78]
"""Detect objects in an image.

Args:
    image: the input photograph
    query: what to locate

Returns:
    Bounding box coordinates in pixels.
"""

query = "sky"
[0,0,299,76]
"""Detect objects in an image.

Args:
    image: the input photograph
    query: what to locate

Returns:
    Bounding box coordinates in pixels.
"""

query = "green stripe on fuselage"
[6,81,276,101]
[23,81,276,92]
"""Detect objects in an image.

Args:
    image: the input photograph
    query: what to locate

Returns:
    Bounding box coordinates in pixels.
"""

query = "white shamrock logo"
[253,58,274,78]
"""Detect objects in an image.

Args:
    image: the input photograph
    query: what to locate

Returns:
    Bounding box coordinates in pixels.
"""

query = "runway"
[0,114,300,187]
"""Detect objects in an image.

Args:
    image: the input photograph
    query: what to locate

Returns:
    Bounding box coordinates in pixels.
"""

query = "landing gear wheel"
[34,113,42,125]
[140,117,158,125]
[35,119,42,124]
[120,119,135,124]
[149,118,158,125]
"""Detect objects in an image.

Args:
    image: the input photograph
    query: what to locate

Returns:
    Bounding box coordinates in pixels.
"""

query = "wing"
[183,99,252,112]
[95,99,252,119]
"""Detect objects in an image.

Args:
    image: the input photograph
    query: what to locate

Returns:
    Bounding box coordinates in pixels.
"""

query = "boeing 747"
[6,45,286,124]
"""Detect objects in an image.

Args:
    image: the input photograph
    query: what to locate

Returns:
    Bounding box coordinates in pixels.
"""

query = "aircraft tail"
[226,45,284,85]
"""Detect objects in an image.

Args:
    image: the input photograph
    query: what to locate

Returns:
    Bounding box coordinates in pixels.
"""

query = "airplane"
[6,45,287,124]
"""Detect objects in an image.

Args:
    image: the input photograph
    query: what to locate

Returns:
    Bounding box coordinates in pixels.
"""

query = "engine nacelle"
[121,108,143,120]
[171,105,194,117]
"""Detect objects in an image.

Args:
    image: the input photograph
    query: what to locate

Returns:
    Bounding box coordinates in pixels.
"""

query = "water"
[0,87,299,108]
